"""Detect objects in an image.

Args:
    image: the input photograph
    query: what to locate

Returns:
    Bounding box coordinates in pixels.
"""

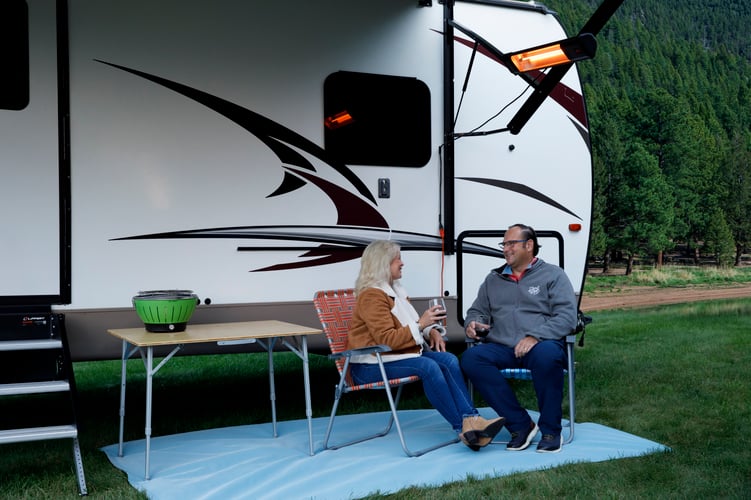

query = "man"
[461,223,577,453]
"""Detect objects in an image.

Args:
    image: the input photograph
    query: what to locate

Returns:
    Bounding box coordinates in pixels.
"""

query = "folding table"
[108,320,322,479]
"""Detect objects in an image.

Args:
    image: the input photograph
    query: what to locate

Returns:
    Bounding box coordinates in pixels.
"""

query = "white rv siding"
[2,1,592,358]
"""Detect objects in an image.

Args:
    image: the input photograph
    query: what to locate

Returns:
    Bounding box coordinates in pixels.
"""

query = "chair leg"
[489,368,576,445]
[324,359,459,456]
[322,391,397,451]
[564,341,576,444]
[375,357,458,458]
[322,359,397,451]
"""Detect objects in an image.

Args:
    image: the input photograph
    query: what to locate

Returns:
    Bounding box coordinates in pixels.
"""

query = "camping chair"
[312,289,459,457]
[470,311,590,445]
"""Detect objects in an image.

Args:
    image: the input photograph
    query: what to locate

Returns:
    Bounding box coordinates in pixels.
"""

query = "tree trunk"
[625,254,634,275]
[602,250,610,274]
[657,250,663,269]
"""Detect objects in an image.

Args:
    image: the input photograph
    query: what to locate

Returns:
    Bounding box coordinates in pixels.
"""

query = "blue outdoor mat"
[102,408,668,499]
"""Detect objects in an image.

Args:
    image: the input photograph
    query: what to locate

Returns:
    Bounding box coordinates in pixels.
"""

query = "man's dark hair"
[510,223,540,256]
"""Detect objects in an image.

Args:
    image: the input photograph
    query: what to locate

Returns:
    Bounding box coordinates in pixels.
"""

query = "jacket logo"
[528,285,540,295]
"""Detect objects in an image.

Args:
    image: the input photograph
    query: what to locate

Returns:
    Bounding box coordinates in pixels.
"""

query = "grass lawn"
[583,264,751,293]
[1,298,749,498]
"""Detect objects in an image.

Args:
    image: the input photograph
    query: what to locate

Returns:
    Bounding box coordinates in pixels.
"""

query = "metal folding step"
[0,380,71,396]
[0,311,87,495]
[0,425,78,444]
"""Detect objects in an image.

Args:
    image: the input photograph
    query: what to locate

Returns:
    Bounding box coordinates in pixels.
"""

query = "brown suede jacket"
[347,287,421,357]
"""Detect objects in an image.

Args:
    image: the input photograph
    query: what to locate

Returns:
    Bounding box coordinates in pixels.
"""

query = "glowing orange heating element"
[507,33,597,74]
[324,110,354,130]
[510,44,570,73]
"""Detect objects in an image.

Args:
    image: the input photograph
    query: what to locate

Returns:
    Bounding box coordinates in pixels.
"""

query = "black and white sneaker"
[536,434,562,453]
[506,421,538,451]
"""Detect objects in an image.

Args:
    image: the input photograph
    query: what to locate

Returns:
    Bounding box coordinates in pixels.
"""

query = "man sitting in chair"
[462,223,577,453]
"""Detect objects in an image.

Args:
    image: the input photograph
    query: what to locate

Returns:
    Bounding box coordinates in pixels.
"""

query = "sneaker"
[536,434,562,453]
[506,421,538,451]
[460,415,506,451]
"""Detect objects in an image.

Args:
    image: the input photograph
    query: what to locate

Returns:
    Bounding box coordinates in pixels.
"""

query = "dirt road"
[580,284,751,312]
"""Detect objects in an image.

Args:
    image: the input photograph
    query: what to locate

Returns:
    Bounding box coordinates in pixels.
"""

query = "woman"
[347,240,505,450]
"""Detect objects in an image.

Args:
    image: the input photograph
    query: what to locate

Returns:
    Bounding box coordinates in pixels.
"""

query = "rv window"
[324,71,431,167]
[0,0,29,110]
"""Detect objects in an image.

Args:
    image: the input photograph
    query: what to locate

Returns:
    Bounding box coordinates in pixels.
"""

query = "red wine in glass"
[475,315,490,339]
[475,326,490,338]
[429,298,447,326]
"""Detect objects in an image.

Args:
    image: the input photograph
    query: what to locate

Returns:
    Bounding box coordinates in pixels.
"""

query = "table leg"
[281,336,315,456]
[301,335,314,456]
[118,339,128,457]
[267,339,277,437]
[144,346,154,480]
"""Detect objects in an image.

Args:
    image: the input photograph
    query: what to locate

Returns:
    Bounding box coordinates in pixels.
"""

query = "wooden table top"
[107,320,322,347]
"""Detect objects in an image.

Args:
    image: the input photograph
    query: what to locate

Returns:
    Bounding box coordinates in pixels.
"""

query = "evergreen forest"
[542,0,751,272]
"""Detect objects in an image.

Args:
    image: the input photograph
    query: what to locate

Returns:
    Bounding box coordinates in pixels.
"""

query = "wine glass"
[428,298,447,326]
[474,314,490,340]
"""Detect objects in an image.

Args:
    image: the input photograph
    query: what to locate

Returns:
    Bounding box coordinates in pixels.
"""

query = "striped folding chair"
[313,289,458,457]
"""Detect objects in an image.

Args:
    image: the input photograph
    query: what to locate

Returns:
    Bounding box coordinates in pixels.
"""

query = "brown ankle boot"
[460,415,506,450]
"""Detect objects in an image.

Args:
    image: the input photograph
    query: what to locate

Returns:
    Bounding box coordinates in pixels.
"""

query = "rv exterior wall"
[2,1,591,359]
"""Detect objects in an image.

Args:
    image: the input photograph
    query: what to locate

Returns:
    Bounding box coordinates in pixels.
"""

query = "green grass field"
[583,264,751,293]
[1,297,750,498]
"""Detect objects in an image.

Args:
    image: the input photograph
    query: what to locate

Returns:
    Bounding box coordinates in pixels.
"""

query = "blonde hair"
[355,240,401,294]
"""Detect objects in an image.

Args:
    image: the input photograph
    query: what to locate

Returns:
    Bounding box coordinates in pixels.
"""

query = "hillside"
[542,0,751,270]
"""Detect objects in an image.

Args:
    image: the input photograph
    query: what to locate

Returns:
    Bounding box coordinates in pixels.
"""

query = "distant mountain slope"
[541,0,751,268]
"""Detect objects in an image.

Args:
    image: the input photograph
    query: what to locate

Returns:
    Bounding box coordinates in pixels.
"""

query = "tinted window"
[0,0,29,110]
[324,71,431,167]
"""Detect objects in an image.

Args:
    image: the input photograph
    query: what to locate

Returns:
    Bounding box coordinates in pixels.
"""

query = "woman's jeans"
[350,350,477,433]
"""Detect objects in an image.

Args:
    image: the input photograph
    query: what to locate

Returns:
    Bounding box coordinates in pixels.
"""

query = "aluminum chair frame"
[495,333,577,444]
[313,289,459,457]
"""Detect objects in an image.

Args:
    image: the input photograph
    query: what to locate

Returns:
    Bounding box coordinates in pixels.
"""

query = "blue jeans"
[461,340,565,437]
[350,350,478,433]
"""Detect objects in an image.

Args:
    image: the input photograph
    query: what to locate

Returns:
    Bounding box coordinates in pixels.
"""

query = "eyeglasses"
[498,239,529,249]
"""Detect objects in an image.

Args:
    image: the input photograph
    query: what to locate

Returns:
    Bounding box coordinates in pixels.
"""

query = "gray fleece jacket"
[466,258,577,348]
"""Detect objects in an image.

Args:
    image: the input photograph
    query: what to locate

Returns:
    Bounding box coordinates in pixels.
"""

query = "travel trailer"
[1,0,621,360]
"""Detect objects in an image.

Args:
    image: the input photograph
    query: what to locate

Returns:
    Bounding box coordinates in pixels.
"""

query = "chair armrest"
[328,344,392,360]
[575,311,593,332]
[467,335,575,347]
[573,310,592,346]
